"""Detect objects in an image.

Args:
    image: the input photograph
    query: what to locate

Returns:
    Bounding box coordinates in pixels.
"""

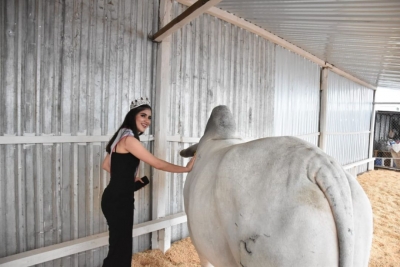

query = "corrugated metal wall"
[325,71,374,173]
[166,2,276,242]
[0,0,158,265]
[274,46,321,145]
[169,3,275,140]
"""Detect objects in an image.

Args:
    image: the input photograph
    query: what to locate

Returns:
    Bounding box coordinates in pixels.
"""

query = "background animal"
[180,105,373,267]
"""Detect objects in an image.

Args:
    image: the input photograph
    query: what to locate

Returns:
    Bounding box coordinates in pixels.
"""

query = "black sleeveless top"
[108,152,140,195]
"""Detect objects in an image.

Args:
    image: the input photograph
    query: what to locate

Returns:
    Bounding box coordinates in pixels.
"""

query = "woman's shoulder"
[124,135,140,145]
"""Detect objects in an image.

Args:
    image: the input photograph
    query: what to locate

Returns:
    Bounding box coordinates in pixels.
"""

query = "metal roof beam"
[152,0,222,42]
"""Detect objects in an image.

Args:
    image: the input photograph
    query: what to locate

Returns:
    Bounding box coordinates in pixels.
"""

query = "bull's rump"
[211,136,340,266]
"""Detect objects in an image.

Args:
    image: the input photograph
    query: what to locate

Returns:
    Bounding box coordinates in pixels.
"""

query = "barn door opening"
[373,111,400,170]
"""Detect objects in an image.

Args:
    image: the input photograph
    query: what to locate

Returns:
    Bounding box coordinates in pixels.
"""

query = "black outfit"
[101,151,139,267]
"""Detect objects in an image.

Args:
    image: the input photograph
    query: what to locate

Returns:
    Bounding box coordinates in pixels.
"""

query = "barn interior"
[0,0,399,266]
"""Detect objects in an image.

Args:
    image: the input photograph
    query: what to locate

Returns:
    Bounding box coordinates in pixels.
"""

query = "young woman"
[101,99,195,267]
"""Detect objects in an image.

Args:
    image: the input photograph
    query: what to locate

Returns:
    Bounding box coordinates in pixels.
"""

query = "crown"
[130,97,151,109]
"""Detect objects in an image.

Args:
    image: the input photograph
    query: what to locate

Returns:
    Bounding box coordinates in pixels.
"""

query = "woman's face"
[135,108,152,133]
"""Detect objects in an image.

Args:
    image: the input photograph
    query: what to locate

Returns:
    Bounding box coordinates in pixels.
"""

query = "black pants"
[101,187,134,267]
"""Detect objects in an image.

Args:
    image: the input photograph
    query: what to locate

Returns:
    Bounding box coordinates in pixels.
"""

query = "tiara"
[130,97,151,109]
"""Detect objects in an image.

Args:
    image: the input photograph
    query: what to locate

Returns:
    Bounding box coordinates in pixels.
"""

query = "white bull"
[180,105,373,267]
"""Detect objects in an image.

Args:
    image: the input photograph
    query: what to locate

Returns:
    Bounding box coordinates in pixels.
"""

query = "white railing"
[0,212,187,267]
[343,158,376,177]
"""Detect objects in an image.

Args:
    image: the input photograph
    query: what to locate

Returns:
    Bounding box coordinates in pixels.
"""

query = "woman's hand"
[186,155,197,172]
[135,176,144,183]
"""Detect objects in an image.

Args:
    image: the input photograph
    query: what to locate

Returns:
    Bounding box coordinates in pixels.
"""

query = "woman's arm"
[102,153,111,173]
[124,136,195,173]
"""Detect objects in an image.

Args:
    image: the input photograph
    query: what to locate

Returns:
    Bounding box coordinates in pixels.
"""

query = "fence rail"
[0,213,187,267]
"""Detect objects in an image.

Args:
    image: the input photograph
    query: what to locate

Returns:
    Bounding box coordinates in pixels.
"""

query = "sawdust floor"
[131,169,400,267]
[358,169,400,267]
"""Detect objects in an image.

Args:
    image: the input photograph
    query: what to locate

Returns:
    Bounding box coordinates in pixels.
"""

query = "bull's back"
[213,137,341,266]
[186,136,372,266]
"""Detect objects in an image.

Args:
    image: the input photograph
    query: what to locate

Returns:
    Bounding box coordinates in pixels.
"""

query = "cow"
[180,105,373,267]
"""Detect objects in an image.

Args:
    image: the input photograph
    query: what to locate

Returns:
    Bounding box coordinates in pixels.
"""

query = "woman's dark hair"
[106,104,152,153]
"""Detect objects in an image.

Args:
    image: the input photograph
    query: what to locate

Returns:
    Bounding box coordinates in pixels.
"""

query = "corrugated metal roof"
[216,0,400,89]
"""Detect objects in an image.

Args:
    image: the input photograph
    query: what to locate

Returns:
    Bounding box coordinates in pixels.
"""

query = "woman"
[101,98,195,267]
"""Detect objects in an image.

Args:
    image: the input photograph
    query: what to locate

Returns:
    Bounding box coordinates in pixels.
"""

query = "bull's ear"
[180,143,198,158]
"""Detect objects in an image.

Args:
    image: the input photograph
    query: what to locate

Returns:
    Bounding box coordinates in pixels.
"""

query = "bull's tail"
[309,160,355,267]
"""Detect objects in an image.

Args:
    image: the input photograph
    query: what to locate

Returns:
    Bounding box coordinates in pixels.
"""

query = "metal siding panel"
[42,145,55,248]
[3,0,17,136]
[136,140,152,252]
[77,0,90,136]
[72,143,79,266]
[0,0,4,137]
[274,46,321,145]
[53,144,62,267]
[166,3,276,242]
[35,145,45,260]
[60,144,71,241]
[41,1,54,136]
[92,0,106,136]
[5,145,18,256]
[170,3,275,140]
[22,1,38,135]
[0,0,158,264]
[326,71,374,168]
[119,0,134,129]
[17,142,25,254]
[77,144,87,266]
[24,145,36,252]
[43,144,55,267]
[106,0,118,136]
[91,143,103,266]
[0,147,5,258]
[60,143,72,267]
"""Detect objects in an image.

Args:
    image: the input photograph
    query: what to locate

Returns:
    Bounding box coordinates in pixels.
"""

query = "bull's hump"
[203,105,238,139]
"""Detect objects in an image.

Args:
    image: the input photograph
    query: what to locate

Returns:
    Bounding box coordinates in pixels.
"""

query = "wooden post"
[152,0,172,252]
[319,67,328,152]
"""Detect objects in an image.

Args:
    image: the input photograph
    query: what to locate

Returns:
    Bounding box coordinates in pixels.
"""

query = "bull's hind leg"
[346,173,373,267]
